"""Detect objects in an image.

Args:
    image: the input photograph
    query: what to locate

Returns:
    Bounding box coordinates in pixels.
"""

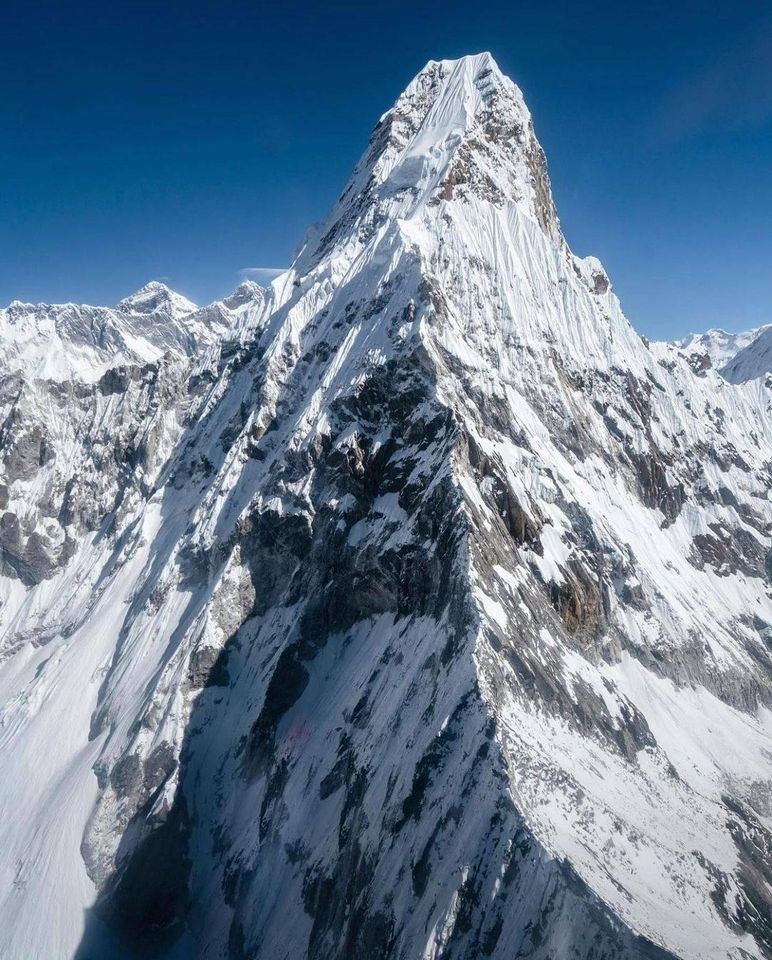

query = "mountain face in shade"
[721,325,772,384]
[0,53,771,960]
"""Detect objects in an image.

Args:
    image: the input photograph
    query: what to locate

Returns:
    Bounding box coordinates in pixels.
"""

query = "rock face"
[0,53,771,960]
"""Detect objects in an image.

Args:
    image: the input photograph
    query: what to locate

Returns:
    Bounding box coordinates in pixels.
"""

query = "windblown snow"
[0,53,770,960]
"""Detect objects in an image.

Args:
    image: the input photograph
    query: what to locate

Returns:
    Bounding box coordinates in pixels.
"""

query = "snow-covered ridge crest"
[0,279,266,382]
[661,322,772,383]
[303,52,562,271]
[0,281,201,381]
[722,324,772,383]
[674,325,769,370]
[0,52,770,960]
[116,279,198,321]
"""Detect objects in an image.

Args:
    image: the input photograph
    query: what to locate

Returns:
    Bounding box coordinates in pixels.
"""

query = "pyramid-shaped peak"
[120,279,174,301]
[231,278,264,297]
[117,281,197,320]
[308,52,560,264]
[387,51,526,143]
[408,51,512,96]
[221,280,266,310]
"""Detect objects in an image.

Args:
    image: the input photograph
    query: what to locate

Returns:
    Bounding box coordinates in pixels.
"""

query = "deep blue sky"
[2,1,771,338]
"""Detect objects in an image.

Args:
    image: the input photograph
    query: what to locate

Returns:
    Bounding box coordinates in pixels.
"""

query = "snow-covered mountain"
[667,324,772,384]
[675,326,768,370]
[722,326,772,384]
[1,53,771,960]
[0,281,212,382]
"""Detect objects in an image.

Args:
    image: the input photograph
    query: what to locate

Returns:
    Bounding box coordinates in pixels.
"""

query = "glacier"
[0,53,771,960]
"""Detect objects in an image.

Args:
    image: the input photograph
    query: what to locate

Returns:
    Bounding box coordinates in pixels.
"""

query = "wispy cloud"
[239,266,287,282]
[650,22,772,146]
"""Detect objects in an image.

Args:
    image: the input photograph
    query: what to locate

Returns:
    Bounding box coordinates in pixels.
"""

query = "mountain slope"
[0,53,770,960]
[675,326,769,371]
[723,325,772,384]
[666,324,772,384]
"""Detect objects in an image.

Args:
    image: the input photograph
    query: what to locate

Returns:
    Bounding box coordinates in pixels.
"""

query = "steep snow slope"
[0,54,771,960]
[723,326,772,384]
[0,277,271,959]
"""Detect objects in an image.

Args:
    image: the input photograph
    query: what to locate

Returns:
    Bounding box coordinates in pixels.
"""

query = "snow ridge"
[0,53,770,960]
[722,324,772,383]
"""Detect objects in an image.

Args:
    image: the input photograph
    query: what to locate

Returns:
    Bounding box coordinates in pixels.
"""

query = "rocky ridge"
[0,53,770,960]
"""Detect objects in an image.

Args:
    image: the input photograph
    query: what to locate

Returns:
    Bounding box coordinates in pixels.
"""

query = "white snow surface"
[662,322,772,384]
[723,325,772,384]
[0,53,770,960]
[674,325,770,370]
[0,280,265,382]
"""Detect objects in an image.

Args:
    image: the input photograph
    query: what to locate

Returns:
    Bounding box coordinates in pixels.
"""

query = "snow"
[722,325,772,383]
[0,51,769,960]
[0,280,265,382]
[674,325,770,370]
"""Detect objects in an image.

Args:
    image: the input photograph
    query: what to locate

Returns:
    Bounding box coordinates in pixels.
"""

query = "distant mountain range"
[666,322,772,383]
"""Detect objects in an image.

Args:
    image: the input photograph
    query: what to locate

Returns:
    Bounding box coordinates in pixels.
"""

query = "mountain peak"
[4,53,772,960]
[721,323,772,382]
[307,51,560,264]
[117,280,197,320]
[370,50,530,191]
[222,279,264,309]
[412,50,500,86]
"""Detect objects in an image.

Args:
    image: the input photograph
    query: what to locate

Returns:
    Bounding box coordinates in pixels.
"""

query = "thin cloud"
[651,22,772,145]
[239,266,287,282]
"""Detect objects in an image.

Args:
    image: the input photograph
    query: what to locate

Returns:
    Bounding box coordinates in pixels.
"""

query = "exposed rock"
[0,52,770,960]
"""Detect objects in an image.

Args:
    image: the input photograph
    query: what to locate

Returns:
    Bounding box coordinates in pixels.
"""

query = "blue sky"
[2,1,771,339]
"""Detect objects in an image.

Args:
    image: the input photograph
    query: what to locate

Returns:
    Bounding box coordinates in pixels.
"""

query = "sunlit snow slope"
[665,323,772,385]
[0,54,771,960]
